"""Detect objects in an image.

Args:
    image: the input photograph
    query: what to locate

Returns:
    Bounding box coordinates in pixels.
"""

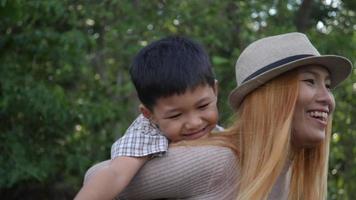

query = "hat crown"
[229,32,352,110]
[235,32,320,86]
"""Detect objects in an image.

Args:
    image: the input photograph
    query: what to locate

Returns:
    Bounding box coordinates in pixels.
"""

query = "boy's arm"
[84,146,239,199]
[74,156,147,200]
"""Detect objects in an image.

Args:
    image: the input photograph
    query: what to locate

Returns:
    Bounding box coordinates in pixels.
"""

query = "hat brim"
[229,55,352,110]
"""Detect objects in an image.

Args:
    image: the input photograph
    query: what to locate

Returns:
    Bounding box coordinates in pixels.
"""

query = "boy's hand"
[74,156,148,200]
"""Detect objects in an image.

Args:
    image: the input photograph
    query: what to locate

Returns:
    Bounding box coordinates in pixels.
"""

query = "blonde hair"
[288,121,331,200]
[228,71,331,200]
[178,70,331,199]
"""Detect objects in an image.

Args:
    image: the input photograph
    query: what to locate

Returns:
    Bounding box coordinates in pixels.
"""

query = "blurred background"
[0,0,355,199]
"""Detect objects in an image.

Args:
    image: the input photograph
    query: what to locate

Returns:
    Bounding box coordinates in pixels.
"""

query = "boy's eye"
[198,103,209,109]
[166,113,181,119]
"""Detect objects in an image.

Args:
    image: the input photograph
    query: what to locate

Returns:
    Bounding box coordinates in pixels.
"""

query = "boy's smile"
[141,84,219,142]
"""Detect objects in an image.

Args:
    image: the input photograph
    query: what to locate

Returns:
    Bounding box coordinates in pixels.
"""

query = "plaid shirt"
[111,114,168,159]
[111,114,224,159]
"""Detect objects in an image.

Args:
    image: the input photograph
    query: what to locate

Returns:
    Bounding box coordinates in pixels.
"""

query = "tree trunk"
[295,0,313,32]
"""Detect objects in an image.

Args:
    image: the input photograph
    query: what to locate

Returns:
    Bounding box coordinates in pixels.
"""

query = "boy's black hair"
[130,36,215,111]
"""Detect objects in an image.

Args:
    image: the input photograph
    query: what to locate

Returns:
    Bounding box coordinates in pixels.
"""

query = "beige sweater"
[84,146,288,200]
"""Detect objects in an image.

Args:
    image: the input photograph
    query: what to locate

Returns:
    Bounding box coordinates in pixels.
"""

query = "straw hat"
[229,32,353,110]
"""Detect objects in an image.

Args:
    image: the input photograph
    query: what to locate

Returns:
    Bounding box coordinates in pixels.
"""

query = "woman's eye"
[303,79,315,85]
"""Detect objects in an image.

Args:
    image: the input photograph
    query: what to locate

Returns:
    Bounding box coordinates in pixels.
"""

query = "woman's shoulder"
[84,145,239,199]
[163,145,237,167]
[122,145,239,199]
[144,145,238,176]
[168,145,236,156]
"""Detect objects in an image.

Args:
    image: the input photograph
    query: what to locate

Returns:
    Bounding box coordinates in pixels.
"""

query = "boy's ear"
[213,79,219,96]
[139,104,153,120]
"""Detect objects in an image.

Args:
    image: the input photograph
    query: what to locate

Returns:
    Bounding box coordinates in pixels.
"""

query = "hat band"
[242,54,314,83]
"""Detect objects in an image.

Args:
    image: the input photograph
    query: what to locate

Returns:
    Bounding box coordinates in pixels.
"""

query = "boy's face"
[141,83,219,142]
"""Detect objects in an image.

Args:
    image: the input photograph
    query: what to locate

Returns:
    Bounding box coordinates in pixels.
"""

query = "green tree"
[0,0,354,199]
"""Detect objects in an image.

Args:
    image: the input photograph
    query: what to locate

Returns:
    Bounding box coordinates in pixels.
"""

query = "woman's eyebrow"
[301,70,330,81]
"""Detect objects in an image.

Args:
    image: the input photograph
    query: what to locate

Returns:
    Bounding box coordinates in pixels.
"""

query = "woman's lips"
[307,110,328,127]
[307,113,327,127]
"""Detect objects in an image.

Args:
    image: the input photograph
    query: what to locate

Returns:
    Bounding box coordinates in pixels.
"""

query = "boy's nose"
[185,115,203,130]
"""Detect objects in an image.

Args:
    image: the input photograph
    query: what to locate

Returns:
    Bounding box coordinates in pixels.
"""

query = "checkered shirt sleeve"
[213,125,224,132]
[111,114,169,159]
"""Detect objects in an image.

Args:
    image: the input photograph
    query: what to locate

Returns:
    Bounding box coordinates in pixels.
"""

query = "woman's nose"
[316,85,335,112]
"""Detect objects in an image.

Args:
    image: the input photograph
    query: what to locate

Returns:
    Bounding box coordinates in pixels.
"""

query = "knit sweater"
[84,146,289,200]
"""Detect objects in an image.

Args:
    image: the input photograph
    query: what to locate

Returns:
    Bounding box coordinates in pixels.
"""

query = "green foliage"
[0,0,355,199]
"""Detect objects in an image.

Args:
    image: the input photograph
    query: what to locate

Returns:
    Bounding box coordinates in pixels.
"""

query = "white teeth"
[309,111,328,121]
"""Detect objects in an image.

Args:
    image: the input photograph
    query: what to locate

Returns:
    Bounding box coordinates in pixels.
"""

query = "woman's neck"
[268,159,292,200]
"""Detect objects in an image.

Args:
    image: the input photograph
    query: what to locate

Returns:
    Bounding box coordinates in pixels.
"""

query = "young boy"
[75,36,221,200]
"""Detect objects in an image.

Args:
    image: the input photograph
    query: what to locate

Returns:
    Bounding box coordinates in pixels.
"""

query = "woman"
[83,32,353,200]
